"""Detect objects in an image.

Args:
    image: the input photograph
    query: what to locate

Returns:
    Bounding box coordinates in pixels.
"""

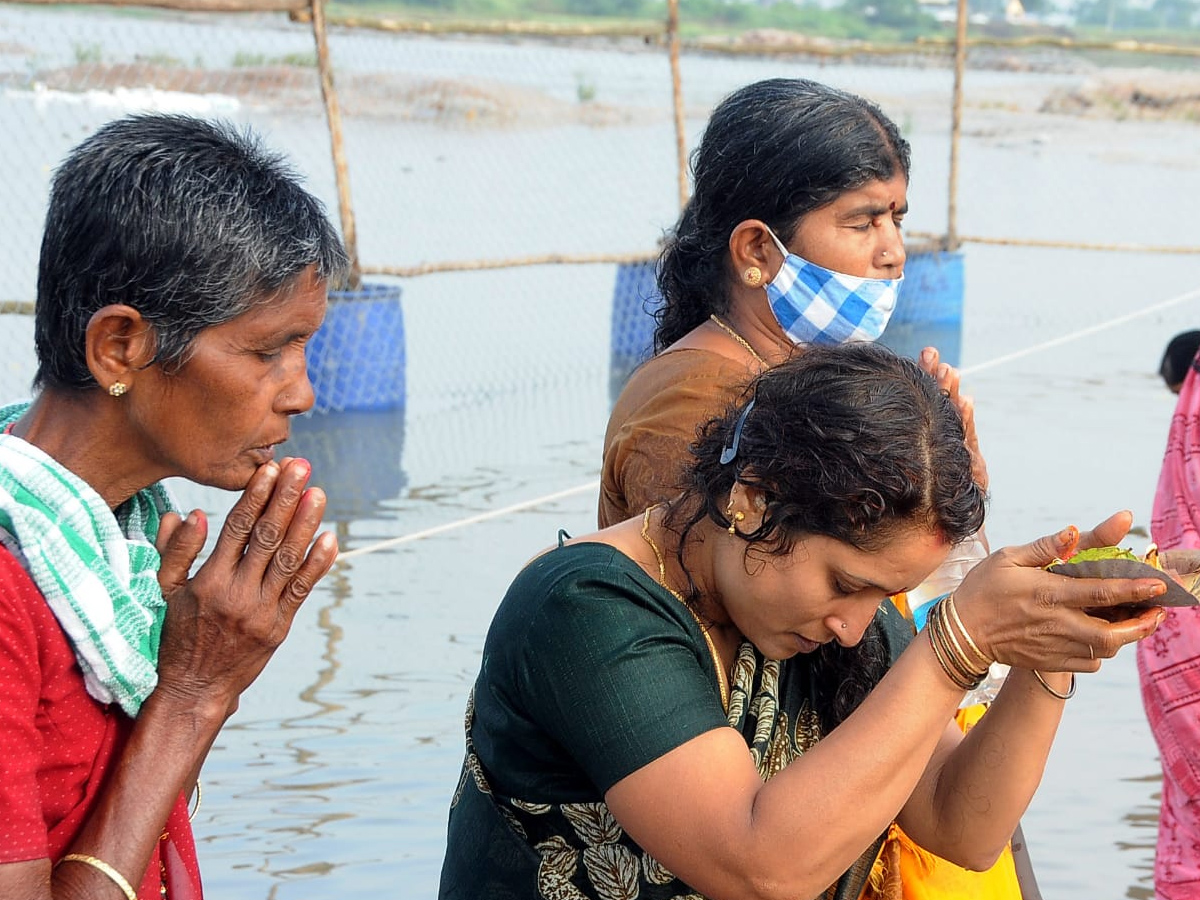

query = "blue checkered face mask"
[763,227,902,345]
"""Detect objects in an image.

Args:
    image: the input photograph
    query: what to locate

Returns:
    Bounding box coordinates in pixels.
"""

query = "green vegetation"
[326,0,1200,42]
[328,0,950,41]
[139,51,187,67]
[575,71,597,101]
[1064,546,1139,563]
[231,50,318,67]
[72,42,103,64]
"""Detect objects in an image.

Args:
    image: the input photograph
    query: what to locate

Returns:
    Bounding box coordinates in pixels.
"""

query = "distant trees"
[562,0,650,15]
[337,0,1060,35]
[840,0,936,29]
[1151,0,1199,27]
[336,0,1198,30]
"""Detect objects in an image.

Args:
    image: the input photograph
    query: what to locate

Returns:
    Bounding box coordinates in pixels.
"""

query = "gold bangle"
[1032,670,1076,700]
[928,627,973,690]
[931,598,988,688]
[927,611,981,690]
[935,600,989,684]
[945,594,993,670]
[56,853,138,900]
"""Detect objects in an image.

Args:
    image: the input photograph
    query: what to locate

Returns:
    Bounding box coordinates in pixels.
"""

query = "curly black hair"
[664,342,986,732]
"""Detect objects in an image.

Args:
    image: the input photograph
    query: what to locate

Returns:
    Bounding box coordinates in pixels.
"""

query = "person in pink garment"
[1159,331,1200,395]
[1139,335,1200,900]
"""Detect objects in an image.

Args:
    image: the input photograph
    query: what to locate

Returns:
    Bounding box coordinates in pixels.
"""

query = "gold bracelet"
[927,610,981,690]
[936,600,988,684]
[928,625,973,690]
[927,608,970,689]
[56,853,138,900]
[945,594,993,670]
[931,598,988,689]
[1032,670,1076,700]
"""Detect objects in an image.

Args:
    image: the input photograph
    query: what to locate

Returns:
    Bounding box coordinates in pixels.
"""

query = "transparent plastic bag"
[907,531,1008,708]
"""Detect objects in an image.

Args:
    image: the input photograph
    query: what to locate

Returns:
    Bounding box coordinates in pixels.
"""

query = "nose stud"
[881,250,889,259]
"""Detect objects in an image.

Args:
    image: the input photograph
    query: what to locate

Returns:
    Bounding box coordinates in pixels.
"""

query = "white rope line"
[960,285,1200,377]
[339,283,1200,559]
[336,479,600,560]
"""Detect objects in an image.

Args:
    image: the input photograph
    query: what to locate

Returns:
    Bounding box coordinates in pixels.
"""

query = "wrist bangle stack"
[926,594,994,691]
[1032,669,1077,700]
[56,853,138,900]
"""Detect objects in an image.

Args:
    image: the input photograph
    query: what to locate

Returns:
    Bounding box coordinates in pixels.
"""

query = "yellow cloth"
[863,704,1023,900]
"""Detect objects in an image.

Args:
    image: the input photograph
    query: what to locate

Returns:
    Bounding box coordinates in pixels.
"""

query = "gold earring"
[108,381,128,398]
[728,510,745,536]
[742,266,763,287]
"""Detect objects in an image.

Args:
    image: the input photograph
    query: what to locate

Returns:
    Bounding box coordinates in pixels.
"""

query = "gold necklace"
[640,507,730,711]
[709,314,768,368]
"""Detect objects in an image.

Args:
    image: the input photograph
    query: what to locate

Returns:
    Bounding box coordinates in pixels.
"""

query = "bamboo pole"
[9,0,308,10]
[362,250,659,278]
[946,0,968,252]
[682,36,949,57]
[287,9,664,37]
[666,0,688,211]
[916,33,1200,58]
[919,235,1200,254]
[309,0,362,289]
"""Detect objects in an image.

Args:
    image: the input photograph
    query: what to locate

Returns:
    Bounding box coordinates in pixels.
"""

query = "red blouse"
[0,544,202,898]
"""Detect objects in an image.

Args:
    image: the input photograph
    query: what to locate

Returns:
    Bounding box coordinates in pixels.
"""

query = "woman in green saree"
[441,342,1165,900]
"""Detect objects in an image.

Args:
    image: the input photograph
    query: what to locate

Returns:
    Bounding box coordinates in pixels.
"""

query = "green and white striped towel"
[0,401,177,716]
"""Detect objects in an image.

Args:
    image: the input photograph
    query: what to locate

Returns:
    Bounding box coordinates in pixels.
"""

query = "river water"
[3,6,1200,898]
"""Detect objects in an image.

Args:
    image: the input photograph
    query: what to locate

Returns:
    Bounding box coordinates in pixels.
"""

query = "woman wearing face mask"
[600,77,981,531]
[444,344,1166,900]
[599,79,1014,899]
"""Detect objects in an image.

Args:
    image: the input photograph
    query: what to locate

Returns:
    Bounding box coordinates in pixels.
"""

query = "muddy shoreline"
[8,52,1200,127]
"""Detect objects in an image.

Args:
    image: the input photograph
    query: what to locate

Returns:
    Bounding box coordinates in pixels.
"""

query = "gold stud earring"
[742,266,763,287]
[108,381,128,398]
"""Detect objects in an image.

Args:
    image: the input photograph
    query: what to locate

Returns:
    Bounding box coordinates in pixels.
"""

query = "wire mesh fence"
[2,0,1198,414]
[3,8,1200,897]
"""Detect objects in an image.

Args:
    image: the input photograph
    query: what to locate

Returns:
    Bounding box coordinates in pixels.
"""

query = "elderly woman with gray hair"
[0,113,346,899]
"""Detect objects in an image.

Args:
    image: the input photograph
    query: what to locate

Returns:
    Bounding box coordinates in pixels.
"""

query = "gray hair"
[35,113,348,390]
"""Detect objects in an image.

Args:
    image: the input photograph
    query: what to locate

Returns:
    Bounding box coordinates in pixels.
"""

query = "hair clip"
[720,398,755,465]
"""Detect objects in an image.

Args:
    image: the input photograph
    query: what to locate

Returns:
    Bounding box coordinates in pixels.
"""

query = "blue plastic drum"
[307,282,406,414]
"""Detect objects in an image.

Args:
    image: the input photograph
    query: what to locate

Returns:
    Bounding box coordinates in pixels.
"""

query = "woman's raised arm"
[899,510,1163,866]
[606,513,1163,900]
